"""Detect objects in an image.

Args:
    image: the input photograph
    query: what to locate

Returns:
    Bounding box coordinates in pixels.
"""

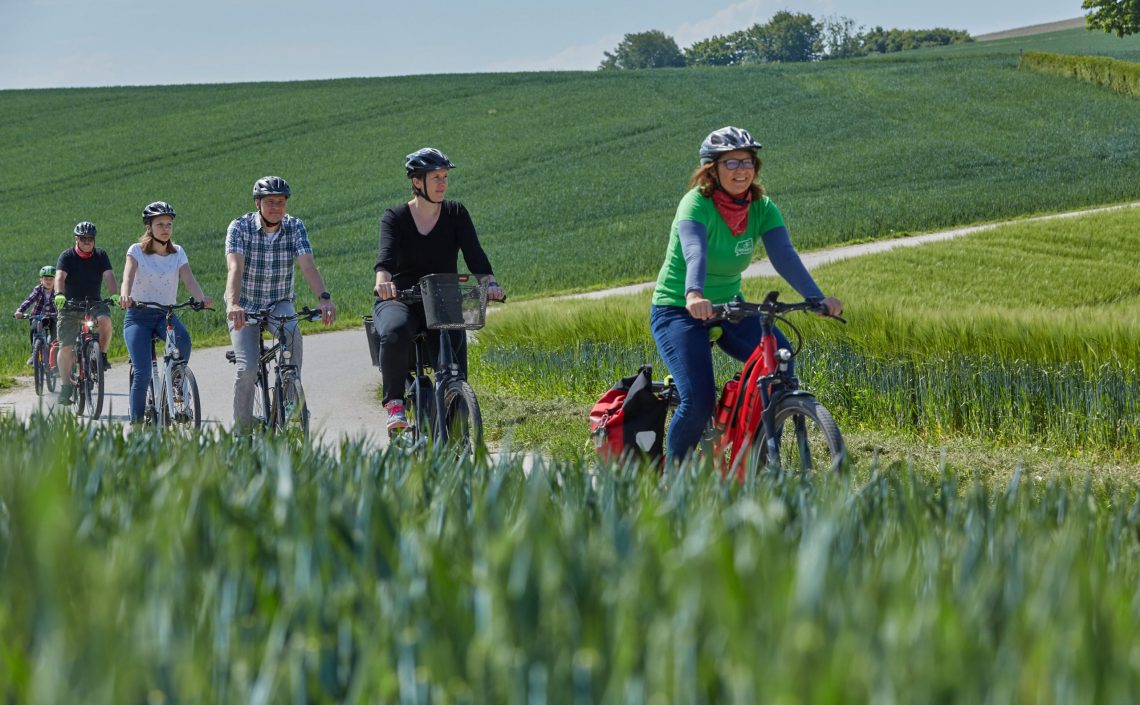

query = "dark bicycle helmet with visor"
[699,126,762,164]
[142,201,176,223]
[404,148,456,177]
[74,221,97,238]
[252,176,291,199]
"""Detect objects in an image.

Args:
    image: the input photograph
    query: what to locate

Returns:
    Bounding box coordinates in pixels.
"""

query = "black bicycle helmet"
[404,148,456,177]
[142,201,176,223]
[252,176,291,199]
[699,126,762,164]
[74,221,97,238]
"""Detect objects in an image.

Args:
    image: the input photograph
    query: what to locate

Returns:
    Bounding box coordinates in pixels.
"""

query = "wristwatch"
[319,291,332,301]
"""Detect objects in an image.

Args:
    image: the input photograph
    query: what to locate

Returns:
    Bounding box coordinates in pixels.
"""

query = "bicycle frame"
[60,297,115,418]
[236,302,320,432]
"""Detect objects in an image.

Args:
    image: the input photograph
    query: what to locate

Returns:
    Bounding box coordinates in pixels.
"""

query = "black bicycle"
[128,299,211,428]
[226,302,322,436]
[20,313,58,396]
[365,273,492,456]
[60,297,117,420]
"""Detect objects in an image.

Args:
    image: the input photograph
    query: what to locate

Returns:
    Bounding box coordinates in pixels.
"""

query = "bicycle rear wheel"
[753,394,846,474]
[83,341,104,420]
[32,340,45,396]
[274,375,309,436]
[439,379,482,456]
[168,365,201,429]
[45,342,58,393]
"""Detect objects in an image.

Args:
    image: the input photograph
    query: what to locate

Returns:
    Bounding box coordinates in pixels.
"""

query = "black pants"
[372,299,467,405]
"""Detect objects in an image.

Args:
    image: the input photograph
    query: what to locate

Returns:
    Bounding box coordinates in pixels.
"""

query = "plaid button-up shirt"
[15,284,57,318]
[225,212,313,311]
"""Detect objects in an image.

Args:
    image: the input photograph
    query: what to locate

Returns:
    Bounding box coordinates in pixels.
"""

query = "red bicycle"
[660,291,847,479]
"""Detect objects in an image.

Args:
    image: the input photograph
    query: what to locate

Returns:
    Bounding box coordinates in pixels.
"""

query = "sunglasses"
[718,158,756,171]
[76,236,95,242]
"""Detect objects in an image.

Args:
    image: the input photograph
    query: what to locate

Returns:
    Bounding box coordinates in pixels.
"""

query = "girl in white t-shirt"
[119,201,214,424]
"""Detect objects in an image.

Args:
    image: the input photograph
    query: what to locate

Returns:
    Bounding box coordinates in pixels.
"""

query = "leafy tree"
[684,33,749,66]
[820,15,865,59]
[756,11,822,63]
[1083,0,1140,37]
[599,30,686,70]
[858,26,971,54]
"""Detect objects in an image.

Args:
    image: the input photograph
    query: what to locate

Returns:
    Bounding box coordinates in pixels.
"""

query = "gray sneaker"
[58,384,74,405]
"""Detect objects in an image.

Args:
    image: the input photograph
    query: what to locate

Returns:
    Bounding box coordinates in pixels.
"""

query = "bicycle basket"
[419,273,487,330]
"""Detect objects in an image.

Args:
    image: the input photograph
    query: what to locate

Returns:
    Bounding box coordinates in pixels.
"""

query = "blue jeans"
[124,308,191,422]
[650,304,791,464]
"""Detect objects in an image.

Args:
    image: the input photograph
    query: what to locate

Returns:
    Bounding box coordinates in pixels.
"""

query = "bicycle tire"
[753,394,846,474]
[439,379,482,455]
[252,368,271,428]
[84,341,104,420]
[45,341,58,393]
[168,365,201,429]
[32,340,45,396]
[274,375,309,436]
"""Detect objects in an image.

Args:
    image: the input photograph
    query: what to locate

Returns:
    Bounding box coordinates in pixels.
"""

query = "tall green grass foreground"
[3,415,1140,702]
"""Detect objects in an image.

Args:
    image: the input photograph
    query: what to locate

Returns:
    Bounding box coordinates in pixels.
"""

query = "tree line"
[598,12,973,70]
[600,2,1140,71]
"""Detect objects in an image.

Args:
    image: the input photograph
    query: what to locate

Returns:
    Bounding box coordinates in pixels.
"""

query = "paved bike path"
[3,201,1137,449]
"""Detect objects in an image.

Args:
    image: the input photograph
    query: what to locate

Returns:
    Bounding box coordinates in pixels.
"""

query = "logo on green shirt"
[734,238,754,257]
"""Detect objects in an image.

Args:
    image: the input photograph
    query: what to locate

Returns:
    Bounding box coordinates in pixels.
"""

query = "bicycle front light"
[776,348,792,372]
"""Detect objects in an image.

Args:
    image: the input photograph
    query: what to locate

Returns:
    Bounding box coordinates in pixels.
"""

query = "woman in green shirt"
[650,126,842,464]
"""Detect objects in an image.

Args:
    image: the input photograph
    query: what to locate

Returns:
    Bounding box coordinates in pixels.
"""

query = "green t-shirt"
[652,188,786,307]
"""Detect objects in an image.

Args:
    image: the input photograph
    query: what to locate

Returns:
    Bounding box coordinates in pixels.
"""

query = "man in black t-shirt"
[54,221,119,406]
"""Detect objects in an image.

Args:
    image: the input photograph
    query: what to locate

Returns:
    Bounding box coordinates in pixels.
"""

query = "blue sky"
[1,0,1085,89]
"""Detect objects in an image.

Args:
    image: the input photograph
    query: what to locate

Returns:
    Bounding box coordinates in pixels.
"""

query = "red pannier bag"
[589,365,667,463]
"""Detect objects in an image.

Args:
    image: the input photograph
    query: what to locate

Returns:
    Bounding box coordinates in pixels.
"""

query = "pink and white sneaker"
[385,400,408,432]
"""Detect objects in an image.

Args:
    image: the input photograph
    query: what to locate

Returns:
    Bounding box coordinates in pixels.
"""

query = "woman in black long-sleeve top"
[372,147,505,432]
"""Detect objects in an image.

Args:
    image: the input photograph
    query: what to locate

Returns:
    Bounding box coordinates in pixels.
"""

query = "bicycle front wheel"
[83,341,104,420]
[274,375,309,436]
[252,369,271,428]
[167,365,202,429]
[753,394,846,474]
[32,340,45,396]
[439,379,482,455]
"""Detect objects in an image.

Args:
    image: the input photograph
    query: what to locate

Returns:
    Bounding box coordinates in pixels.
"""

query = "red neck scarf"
[74,245,94,259]
[712,188,752,236]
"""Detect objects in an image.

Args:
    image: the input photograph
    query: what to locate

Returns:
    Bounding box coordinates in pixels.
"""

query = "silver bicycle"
[128,298,210,428]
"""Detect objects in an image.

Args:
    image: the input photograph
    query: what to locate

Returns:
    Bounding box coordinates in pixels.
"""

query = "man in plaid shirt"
[224,176,337,431]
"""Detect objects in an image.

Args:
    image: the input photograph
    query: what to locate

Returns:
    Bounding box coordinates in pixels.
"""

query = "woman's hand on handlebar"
[119,294,133,310]
[816,296,843,318]
[487,284,506,302]
[374,282,398,300]
[685,290,715,321]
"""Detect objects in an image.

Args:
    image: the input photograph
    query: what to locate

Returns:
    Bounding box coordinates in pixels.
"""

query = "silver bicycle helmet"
[699,126,762,164]
[74,221,97,237]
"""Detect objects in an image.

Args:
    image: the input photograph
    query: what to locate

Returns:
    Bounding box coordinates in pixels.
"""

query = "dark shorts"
[58,303,111,346]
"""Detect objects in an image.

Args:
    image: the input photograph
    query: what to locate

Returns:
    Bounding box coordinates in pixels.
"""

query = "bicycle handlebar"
[60,296,119,310]
[131,297,214,313]
[245,305,322,325]
[712,292,846,325]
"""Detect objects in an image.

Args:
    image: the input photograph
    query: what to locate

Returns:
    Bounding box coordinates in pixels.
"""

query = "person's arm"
[678,220,714,320]
[225,252,246,331]
[296,253,336,325]
[54,270,67,302]
[374,268,396,300]
[761,226,823,300]
[14,289,37,317]
[762,226,842,317]
[452,203,505,301]
[119,253,137,309]
[178,263,212,308]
